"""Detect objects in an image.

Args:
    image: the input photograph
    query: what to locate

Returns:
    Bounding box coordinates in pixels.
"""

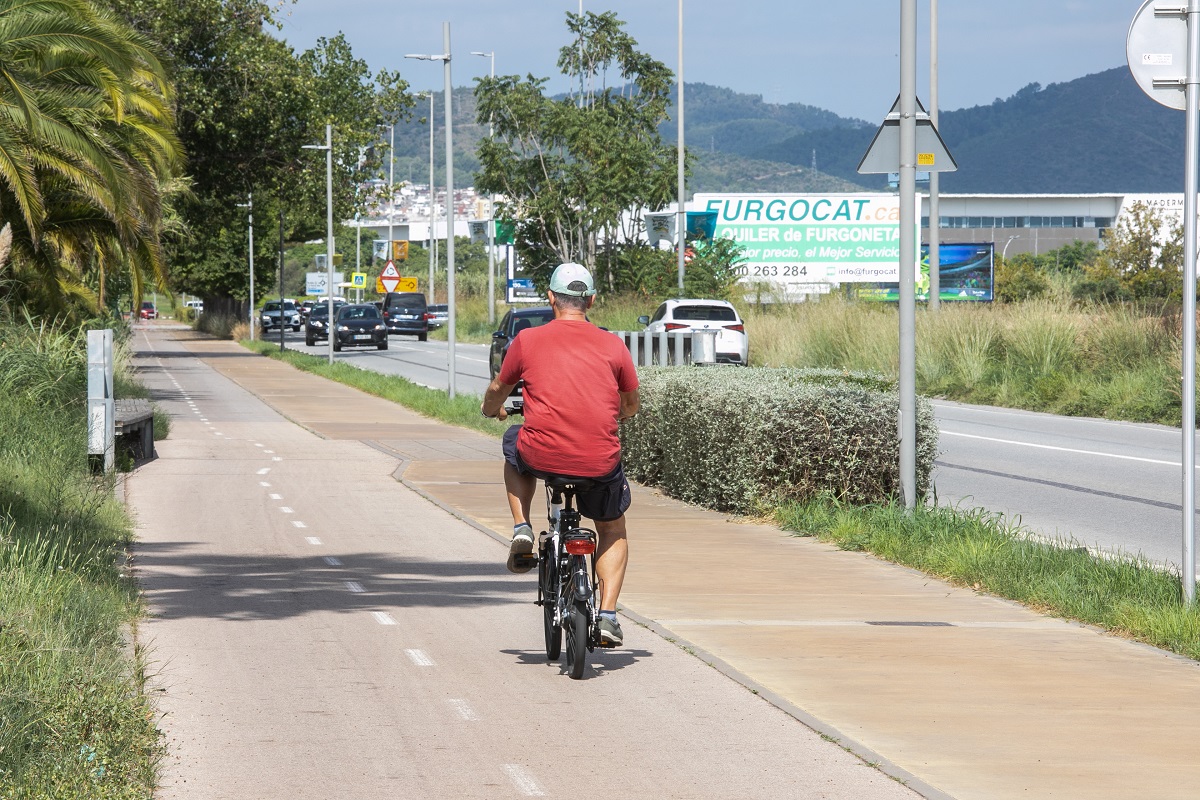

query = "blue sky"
[276,1,1135,122]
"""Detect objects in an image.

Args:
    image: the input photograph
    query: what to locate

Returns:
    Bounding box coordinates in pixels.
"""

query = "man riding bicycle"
[480,262,639,647]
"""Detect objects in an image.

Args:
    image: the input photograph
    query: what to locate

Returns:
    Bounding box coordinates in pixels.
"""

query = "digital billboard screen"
[857,242,993,302]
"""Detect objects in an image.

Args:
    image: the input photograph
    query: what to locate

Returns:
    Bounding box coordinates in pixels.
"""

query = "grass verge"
[241,339,514,436]
[0,318,160,797]
[779,497,1200,660]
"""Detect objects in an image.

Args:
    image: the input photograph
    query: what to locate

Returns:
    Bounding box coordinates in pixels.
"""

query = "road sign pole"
[1184,0,1200,603]
[1128,0,1200,601]
[929,0,940,312]
[898,0,918,510]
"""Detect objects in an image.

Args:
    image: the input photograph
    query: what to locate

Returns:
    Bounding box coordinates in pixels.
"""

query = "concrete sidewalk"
[175,333,1200,800]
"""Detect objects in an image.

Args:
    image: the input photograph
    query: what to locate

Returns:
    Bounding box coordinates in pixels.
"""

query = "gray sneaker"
[506,524,534,573]
[598,615,623,647]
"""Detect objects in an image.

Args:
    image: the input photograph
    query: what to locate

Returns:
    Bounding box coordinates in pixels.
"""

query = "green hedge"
[620,367,938,514]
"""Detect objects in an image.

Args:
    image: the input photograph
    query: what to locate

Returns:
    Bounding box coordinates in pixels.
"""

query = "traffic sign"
[380,260,401,293]
[857,95,957,175]
[397,277,417,292]
[392,241,409,261]
[1127,1,1188,110]
[351,272,367,289]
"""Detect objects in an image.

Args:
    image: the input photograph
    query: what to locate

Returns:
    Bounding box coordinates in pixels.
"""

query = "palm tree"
[0,0,182,317]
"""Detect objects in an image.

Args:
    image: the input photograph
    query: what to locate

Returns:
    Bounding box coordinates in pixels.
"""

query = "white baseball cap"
[548,262,596,297]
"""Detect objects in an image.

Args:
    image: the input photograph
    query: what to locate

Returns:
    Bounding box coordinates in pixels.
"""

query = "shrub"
[621,367,937,514]
[995,254,1050,303]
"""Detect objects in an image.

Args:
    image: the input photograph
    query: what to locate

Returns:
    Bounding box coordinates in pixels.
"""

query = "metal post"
[429,92,436,301]
[473,51,497,326]
[279,205,285,353]
[898,0,918,509]
[388,122,395,267]
[443,22,457,399]
[928,0,940,311]
[326,124,334,364]
[676,0,686,293]
[356,215,362,303]
[238,194,255,340]
[1183,0,1200,602]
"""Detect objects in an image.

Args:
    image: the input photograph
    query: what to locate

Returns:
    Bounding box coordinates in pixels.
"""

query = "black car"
[332,304,388,352]
[303,301,346,346]
[489,306,555,378]
[381,292,428,340]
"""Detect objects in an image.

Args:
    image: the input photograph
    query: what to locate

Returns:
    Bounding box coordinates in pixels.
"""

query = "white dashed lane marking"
[372,611,397,626]
[279,507,293,514]
[405,649,435,667]
[272,457,283,462]
[344,581,365,593]
[305,537,322,546]
[323,556,342,566]
[257,468,271,475]
[447,699,479,721]
[259,482,271,488]
[269,493,283,500]
[502,765,545,797]
[292,521,307,529]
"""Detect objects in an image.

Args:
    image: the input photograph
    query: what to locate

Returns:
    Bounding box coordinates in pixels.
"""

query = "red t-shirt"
[498,318,638,477]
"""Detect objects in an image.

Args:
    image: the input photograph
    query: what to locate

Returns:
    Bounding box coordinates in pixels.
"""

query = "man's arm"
[481,376,517,420]
[619,389,639,420]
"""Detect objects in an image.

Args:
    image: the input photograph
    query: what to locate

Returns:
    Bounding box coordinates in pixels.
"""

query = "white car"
[638,299,748,365]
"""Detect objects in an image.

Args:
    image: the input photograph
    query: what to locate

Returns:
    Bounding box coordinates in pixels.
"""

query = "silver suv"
[261,300,301,332]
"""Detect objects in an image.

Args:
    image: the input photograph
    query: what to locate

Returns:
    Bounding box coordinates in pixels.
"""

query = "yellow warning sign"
[917,153,935,166]
[396,277,417,292]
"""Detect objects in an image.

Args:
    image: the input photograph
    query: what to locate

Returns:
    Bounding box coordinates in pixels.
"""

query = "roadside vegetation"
[0,316,160,797]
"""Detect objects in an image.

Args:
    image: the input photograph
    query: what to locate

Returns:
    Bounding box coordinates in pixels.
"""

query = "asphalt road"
[266,329,1198,570]
[131,328,915,799]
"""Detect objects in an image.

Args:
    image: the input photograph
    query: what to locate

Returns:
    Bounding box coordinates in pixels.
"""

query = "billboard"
[505,246,542,304]
[857,242,994,302]
[694,193,917,291]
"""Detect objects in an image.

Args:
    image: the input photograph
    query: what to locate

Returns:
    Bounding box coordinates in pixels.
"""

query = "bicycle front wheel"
[540,549,561,661]
[565,599,589,680]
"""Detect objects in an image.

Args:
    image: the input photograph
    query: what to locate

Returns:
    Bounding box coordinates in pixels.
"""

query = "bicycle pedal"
[512,554,538,569]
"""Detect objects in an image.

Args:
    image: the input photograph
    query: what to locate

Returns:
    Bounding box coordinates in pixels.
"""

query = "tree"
[0,0,182,318]
[474,11,680,291]
[104,0,412,303]
[1084,202,1182,300]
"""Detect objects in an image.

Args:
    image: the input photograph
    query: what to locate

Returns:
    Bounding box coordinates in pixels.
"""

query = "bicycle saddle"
[543,474,600,492]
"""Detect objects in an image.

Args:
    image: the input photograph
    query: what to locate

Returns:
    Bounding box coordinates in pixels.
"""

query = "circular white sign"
[1127,0,1189,111]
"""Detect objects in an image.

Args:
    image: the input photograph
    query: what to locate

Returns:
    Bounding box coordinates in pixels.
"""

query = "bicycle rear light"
[564,538,595,556]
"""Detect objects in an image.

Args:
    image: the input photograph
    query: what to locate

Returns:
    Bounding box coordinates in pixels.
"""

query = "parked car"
[139,301,157,320]
[489,306,555,378]
[332,304,388,352]
[303,300,346,345]
[381,292,428,340]
[184,300,203,314]
[261,300,301,332]
[427,303,449,329]
[638,299,748,365]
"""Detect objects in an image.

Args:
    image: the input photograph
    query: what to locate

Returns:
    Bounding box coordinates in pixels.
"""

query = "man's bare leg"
[594,515,629,612]
[504,462,536,527]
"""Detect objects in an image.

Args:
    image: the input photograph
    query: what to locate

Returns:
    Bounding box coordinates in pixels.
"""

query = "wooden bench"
[114,399,155,461]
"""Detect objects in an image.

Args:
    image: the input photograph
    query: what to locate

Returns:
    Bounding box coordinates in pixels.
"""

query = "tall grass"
[734,294,1186,424]
[0,316,160,797]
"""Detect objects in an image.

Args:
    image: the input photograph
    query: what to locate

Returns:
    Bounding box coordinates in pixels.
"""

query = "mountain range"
[386,66,1186,197]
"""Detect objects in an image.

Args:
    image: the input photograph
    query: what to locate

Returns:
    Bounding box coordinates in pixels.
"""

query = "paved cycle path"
[158,331,1200,800]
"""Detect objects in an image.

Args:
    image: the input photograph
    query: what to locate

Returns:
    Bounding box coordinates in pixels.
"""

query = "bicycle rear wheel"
[565,599,589,680]
[540,548,561,660]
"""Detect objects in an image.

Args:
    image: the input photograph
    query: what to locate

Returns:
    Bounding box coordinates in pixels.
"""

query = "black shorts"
[502,425,631,522]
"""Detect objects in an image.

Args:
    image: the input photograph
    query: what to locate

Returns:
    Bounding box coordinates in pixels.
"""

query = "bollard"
[690,328,718,365]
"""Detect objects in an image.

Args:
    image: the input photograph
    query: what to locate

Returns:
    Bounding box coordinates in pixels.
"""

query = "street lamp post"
[408,23,458,399]
[236,193,255,341]
[929,0,941,311]
[471,50,497,326]
[417,91,436,301]
[1003,235,1021,260]
[303,124,335,365]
